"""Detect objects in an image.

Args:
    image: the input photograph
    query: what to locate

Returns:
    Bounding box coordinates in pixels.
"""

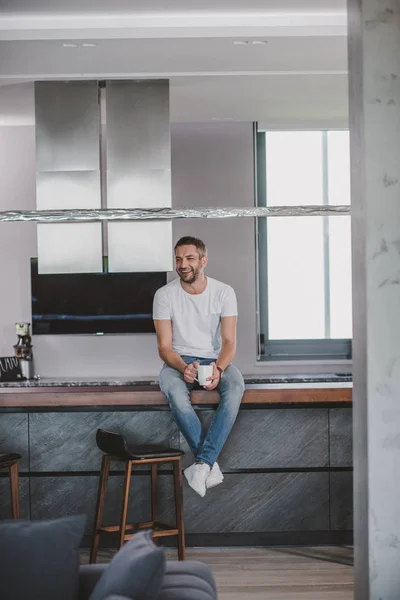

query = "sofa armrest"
[159,560,217,600]
[79,564,108,600]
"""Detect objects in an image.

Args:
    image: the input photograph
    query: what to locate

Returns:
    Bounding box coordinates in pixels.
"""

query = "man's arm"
[216,315,237,372]
[203,316,237,391]
[154,320,187,373]
[154,320,198,383]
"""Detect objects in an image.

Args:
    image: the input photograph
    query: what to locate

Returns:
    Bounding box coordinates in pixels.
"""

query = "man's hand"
[203,362,220,391]
[183,361,199,384]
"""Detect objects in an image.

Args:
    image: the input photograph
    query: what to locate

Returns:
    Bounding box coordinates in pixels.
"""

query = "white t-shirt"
[153,277,238,359]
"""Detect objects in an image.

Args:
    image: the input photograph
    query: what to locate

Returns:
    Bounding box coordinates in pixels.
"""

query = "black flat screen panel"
[31,258,167,335]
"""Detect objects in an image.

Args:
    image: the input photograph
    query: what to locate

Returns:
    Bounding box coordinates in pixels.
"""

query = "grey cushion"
[79,565,134,600]
[89,531,165,600]
[0,515,85,600]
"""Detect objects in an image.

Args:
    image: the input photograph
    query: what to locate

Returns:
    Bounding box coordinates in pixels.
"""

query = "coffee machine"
[13,322,34,380]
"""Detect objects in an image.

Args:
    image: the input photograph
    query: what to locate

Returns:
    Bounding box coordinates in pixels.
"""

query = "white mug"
[197,364,214,387]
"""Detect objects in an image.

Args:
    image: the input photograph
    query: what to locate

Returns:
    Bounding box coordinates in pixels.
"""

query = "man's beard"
[177,267,200,284]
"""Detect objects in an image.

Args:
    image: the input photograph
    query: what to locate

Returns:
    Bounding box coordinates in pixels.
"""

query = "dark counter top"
[0,373,352,389]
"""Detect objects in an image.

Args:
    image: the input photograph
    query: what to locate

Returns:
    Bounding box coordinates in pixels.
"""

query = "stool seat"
[96,429,184,460]
[0,453,21,465]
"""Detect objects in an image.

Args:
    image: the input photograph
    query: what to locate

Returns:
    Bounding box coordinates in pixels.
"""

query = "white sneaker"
[206,462,224,489]
[184,462,211,497]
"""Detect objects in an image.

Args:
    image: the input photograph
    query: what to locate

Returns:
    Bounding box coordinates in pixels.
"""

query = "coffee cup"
[197,364,214,387]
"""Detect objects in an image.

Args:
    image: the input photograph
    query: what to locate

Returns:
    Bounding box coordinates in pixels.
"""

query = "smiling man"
[153,236,244,497]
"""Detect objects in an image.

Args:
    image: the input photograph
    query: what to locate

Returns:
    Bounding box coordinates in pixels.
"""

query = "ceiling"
[0,0,348,125]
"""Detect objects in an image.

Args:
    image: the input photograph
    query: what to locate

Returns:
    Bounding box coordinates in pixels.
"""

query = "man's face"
[175,245,207,284]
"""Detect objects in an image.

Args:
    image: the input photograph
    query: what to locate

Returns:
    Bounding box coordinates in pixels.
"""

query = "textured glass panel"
[0,206,349,223]
[267,217,325,339]
[108,221,173,273]
[37,223,103,274]
[266,132,323,207]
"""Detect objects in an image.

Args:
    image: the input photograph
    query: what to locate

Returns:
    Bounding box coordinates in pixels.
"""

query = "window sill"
[253,358,352,371]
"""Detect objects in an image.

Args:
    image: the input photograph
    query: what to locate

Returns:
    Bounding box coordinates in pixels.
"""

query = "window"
[256,130,352,361]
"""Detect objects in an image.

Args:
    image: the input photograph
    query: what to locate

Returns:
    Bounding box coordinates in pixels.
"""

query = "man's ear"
[201,255,208,268]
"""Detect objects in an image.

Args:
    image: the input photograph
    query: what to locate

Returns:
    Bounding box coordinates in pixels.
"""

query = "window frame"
[255,127,352,362]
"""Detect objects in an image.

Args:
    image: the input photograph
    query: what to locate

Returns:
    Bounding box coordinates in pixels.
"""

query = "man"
[153,236,244,497]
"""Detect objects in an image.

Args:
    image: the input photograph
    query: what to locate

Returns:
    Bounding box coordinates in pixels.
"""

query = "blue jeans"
[159,356,244,467]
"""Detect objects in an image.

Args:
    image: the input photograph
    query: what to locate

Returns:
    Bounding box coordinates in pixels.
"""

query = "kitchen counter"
[0,373,353,547]
[0,374,352,408]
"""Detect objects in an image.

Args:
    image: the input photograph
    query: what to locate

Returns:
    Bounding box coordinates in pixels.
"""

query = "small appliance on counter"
[13,322,34,380]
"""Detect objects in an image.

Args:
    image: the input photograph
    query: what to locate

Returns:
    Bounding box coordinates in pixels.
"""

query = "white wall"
[0,122,349,377]
[0,127,37,364]
[170,123,257,375]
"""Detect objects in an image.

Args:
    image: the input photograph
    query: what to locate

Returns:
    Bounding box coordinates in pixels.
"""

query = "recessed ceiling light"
[82,43,97,47]
[233,40,248,45]
[62,43,78,48]
[252,40,268,45]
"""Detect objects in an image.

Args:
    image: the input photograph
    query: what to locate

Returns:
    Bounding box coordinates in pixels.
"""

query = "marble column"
[348,0,400,598]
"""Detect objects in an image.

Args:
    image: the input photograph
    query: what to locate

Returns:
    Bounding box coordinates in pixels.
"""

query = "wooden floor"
[82,546,354,600]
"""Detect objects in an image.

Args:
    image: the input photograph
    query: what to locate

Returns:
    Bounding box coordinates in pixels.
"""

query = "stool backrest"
[96,429,129,458]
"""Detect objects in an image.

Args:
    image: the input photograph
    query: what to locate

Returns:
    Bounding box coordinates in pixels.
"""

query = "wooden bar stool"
[90,429,185,563]
[0,453,21,519]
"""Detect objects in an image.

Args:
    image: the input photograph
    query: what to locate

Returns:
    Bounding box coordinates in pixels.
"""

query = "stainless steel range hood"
[34,80,172,274]
[35,81,103,274]
[105,80,172,272]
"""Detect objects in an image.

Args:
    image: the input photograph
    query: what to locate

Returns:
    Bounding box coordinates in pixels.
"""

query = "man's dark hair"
[174,236,208,258]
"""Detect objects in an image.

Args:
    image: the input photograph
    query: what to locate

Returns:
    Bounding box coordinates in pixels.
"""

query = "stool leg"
[151,463,158,523]
[90,455,111,564]
[9,462,20,519]
[173,458,185,561]
[118,461,132,550]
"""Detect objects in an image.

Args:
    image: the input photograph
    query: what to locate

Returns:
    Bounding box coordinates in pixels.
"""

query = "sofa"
[0,516,218,600]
